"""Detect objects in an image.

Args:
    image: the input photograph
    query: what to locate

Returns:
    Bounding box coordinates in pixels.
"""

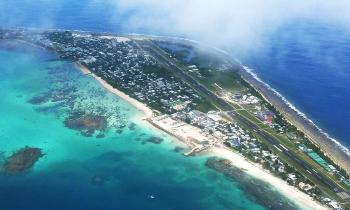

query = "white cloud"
[103,0,350,53]
[2,0,350,53]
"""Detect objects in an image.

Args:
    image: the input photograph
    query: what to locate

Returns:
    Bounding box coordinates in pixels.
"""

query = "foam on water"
[241,65,350,156]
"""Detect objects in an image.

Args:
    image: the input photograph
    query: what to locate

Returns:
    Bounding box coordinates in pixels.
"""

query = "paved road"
[139,39,345,194]
[228,110,339,192]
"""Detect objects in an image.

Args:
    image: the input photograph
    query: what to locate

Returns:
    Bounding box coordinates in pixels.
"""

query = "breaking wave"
[241,65,350,157]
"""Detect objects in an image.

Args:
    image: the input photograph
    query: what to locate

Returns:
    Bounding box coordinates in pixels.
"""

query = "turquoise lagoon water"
[0,41,303,210]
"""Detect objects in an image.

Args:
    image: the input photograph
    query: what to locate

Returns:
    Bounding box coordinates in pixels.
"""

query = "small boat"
[149,194,155,199]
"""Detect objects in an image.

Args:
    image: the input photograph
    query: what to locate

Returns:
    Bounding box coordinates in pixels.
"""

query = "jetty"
[147,116,217,156]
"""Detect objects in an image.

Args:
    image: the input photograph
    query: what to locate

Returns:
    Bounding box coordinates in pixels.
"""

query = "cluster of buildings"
[170,107,330,205]
[299,143,350,197]
[229,93,260,105]
[32,31,209,114]
[255,110,275,125]
[187,65,200,74]
[41,31,347,209]
[1,29,344,209]
[172,109,258,152]
[225,90,288,134]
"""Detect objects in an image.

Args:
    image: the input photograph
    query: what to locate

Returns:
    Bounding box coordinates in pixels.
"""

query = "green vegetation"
[153,40,350,208]
[193,68,244,91]
[193,97,218,113]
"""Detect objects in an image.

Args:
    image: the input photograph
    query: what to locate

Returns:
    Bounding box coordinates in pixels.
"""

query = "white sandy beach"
[77,63,153,118]
[76,63,329,210]
[210,146,329,210]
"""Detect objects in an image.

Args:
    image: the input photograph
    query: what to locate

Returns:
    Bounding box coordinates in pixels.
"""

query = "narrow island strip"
[76,63,329,210]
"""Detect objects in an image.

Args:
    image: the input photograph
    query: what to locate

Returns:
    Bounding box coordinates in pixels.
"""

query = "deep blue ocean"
[239,22,350,147]
[1,0,348,147]
[1,40,276,210]
[0,1,349,210]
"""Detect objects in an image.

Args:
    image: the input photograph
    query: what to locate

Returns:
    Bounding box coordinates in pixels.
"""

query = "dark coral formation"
[206,157,299,210]
[28,94,49,105]
[27,64,128,136]
[128,123,136,131]
[145,136,164,144]
[116,129,123,134]
[64,112,108,137]
[173,146,186,153]
[3,147,43,174]
[28,86,77,106]
[96,133,105,139]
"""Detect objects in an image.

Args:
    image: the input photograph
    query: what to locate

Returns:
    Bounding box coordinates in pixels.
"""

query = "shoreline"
[5,29,350,168]
[174,34,350,173]
[239,66,350,173]
[75,63,329,210]
[150,34,350,172]
[76,63,190,149]
[209,146,329,210]
[76,63,153,119]
[11,29,349,172]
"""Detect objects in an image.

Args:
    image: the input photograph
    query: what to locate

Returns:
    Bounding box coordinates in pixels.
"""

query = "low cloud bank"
[1,0,350,53]
[101,0,350,53]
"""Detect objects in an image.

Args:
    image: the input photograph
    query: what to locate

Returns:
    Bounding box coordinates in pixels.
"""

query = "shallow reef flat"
[0,40,307,210]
